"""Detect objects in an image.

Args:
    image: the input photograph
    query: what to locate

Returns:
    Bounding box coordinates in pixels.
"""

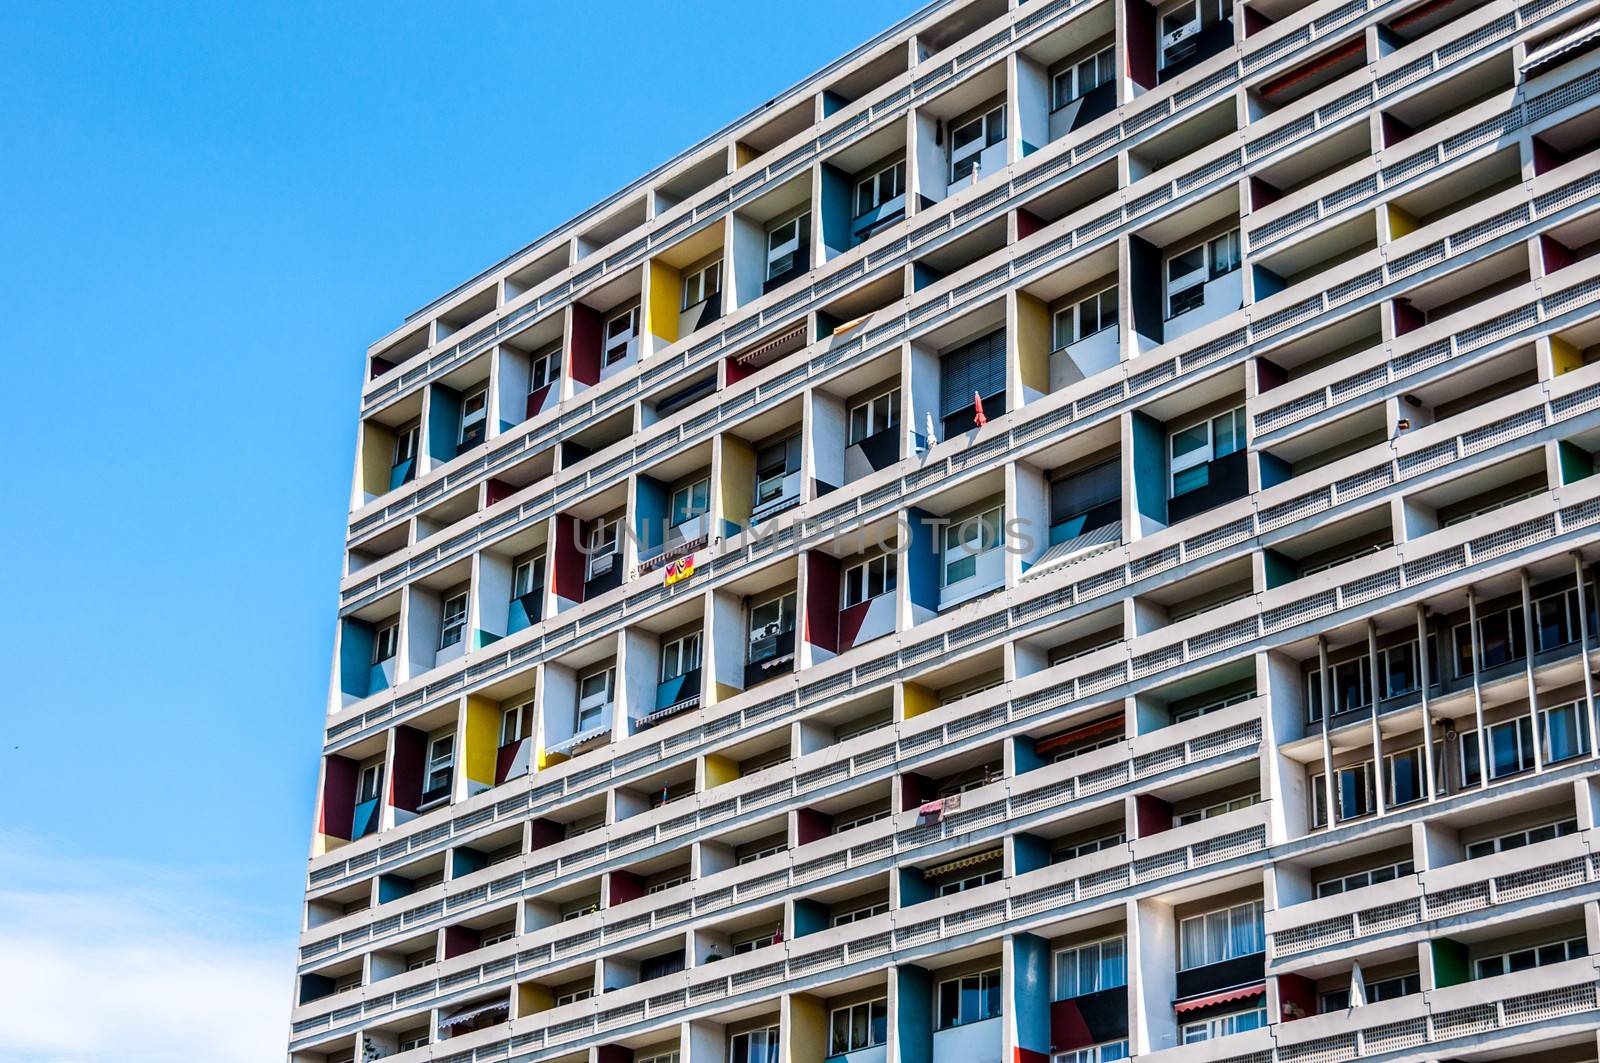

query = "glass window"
[949,105,1006,181]
[832,901,890,926]
[843,554,898,609]
[1054,1043,1128,1063]
[1169,407,1244,498]
[393,422,419,466]
[943,507,1004,587]
[357,762,383,804]
[766,213,811,280]
[1387,746,1425,807]
[424,732,454,797]
[439,591,468,649]
[372,621,399,664]
[936,968,1002,1029]
[849,388,900,444]
[529,346,561,391]
[1181,1007,1267,1043]
[1052,47,1115,109]
[829,999,888,1055]
[1542,701,1591,763]
[1178,901,1263,970]
[1208,230,1241,278]
[1053,936,1127,1000]
[670,478,710,527]
[730,1027,781,1063]
[661,632,702,682]
[1314,859,1415,898]
[577,669,612,731]
[749,593,797,662]
[1165,244,1206,317]
[682,261,721,310]
[512,553,545,600]
[586,519,620,580]
[1475,937,1587,979]
[604,306,639,365]
[755,434,801,505]
[856,161,906,217]
[459,386,488,446]
[1053,288,1118,349]
[500,702,529,746]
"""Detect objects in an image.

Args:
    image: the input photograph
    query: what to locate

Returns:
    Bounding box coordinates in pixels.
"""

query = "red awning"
[1036,716,1123,755]
[1174,983,1266,1013]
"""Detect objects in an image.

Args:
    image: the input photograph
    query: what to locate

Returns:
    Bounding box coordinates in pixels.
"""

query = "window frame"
[660,631,703,683]
[669,478,711,528]
[942,506,1004,588]
[855,160,907,218]
[681,260,722,311]
[1168,406,1245,498]
[458,385,489,446]
[828,998,888,1056]
[439,590,469,649]
[392,421,420,467]
[842,552,898,609]
[1052,287,1118,350]
[576,667,614,732]
[529,345,562,391]
[371,619,399,664]
[1052,934,1128,1001]
[512,552,545,600]
[848,387,901,445]
[603,305,640,366]
[766,212,811,281]
[935,967,1003,1029]
[1177,900,1264,970]
[1051,46,1115,109]
[949,104,1007,182]
[423,731,455,801]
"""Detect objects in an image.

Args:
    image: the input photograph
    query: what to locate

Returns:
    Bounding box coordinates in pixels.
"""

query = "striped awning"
[439,1000,510,1029]
[924,848,1002,878]
[1174,983,1266,1013]
[1036,715,1124,755]
[735,324,807,366]
[1523,14,1600,72]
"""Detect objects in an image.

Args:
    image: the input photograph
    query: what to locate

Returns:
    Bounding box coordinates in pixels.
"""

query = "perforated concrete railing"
[298,712,1263,975]
[308,375,1600,902]
[354,0,1446,430]
[292,801,1270,1043]
[1248,60,1600,255]
[1270,833,1598,959]
[345,0,1568,552]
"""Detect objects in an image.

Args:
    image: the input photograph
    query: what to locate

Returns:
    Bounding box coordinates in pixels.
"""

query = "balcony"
[746,629,797,688]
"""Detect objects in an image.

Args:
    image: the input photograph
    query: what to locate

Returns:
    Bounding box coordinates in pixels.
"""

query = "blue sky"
[0,2,906,1057]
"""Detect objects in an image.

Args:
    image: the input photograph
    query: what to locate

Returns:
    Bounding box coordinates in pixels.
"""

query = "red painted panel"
[805,551,841,652]
[443,924,481,960]
[1016,209,1048,241]
[1125,0,1157,88]
[597,1045,633,1063]
[838,601,871,650]
[1049,999,1093,1053]
[553,513,586,604]
[796,807,834,845]
[390,726,426,813]
[1278,973,1318,1020]
[570,304,602,386]
[1135,793,1173,837]
[607,870,646,906]
[530,818,566,849]
[319,755,358,840]
[900,772,936,812]
[486,478,518,507]
[525,382,554,420]
[1016,1049,1051,1063]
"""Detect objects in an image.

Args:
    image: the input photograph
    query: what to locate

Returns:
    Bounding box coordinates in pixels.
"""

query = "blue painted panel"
[340,619,375,698]
[427,385,462,464]
[907,507,942,613]
[636,475,669,556]
[1130,410,1168,526]
[896,965,933,1063]
[352,798,381,839]
[1012,933,1052,1055]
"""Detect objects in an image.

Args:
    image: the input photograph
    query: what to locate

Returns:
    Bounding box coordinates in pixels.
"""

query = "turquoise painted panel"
[352,798,380,839]
[1012,933,1052,1055]
[340,619,375,698]
[1130,410,1168,526]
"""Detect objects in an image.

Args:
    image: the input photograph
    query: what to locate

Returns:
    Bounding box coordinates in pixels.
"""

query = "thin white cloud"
[0,833,295,1063]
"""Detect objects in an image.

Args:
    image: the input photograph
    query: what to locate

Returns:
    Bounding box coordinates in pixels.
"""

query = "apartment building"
[290,0,1600,1060]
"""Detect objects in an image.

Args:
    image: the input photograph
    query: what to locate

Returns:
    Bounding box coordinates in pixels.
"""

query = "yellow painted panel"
[711,681,743,705]
[538,747,569,771]
[1016,290,1051,395]
[902,682,938,719]
[517,983,554,1018]
[720,435,756,527]
[787,993,827,1063]
[464,695,500,787]
[312,833,347,857]
[649,259,682,345]
[735,142,758,168]
[361,421,395,497]
[1551,336,1583,375]
[704,753,741,788]
[1386,203,1419,240]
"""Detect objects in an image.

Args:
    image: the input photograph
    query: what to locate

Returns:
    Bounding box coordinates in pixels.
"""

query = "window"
[372,620,399,664]
[555,986,594,1005]
[1052,288,1118,350]
[843,554,897,608]
[1475,937,1587,979]
[398,1031,429,1052]
[1465,818,1578,859]
[767,213,811,281]
[835,808,891,832]
[500,701,531,747]
[1049,459,1120,544]
[1306,655,1373,722]
[439,591,468,649]
[849,388,900,444]
[1534,585,1591,652]
[943,507,1003,587]
[1315,859,1415,898]
[755,434,801,507]
[1542,700,1592,763]
[856,161,906,217]
[640,950,685,981]
[1165,229,1240,318]
[1381,639,1420,699]
[512,553,545,600]
[1181,1007,1267,1043]
[1052,47,1115,109]
[559,898,599,923]
[832,901,889,926]
[423,732,455,802]
[1171,690,1254,722]
[936,968,1002,1029]
[1386,745,1425,807]
[1453,606,1528,676]
[459,386,488,449]
[577,669,613,732]
[1178,901,1263,970]
[1050,733,1121,764]
[1321,973,1418,1011]
[738,839,787,865]
[529,346,561,392]
[937,868,1002,895]
[839,715,891,745]
[393,421,419,468]
[1053,936,1126,1000]
[732,928,779,954]
[357,762,383,804]
[682,261,721,310]
[949,105,1006,182]
[661,632,702,682]
[1169,407,1245,497]
[749,593,797,662]
[639,1053,680,1063]
[731,1026,780,1063]
[646,873,689,895]
[670,478,710,527]
[1311,763,1375,827]
[586,518,620,580]
[1054,1043,1128,1063]
[940,330,1006,431]
[1159,0,1226,68]
[1174,793,1259,826]
[480,926,515,948]
[1051,832,1124,862]
[829,999,888,1055]
[604,306,639,366]
[1460,715,1537,785]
